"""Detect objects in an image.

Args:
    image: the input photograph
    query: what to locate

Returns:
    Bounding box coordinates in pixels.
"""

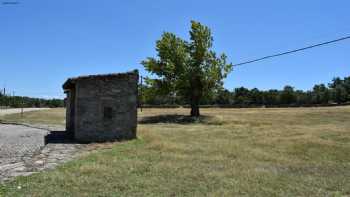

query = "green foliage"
[140,75,350,107]
[280,86,296,104]
[142,21,233,116]
[312,84,329,104]
[215,89,233,105]
[0,94,64,108]
[233,87,251,105]
[329,78,348,104]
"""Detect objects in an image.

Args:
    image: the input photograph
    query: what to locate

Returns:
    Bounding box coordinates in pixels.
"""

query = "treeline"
[0,94,64,108]
[140,76,350,107]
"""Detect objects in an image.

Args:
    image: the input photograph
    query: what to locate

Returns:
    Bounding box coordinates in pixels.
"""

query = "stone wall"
[65,89,75,136]
[72,73,138,142]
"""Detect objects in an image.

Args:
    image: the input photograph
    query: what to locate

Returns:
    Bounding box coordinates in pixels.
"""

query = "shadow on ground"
[138,114,220,125]
[44,131,78,144]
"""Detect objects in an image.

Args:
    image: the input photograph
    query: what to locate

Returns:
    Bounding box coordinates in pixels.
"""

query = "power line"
[1,1,20,5]
[233,35,350,67]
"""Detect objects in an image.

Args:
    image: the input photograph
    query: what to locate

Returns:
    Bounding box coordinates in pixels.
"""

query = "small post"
[21,96,24,117]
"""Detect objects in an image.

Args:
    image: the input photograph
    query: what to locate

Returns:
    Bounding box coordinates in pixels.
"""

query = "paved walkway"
[0,124,87,182]
[0,124,48,165]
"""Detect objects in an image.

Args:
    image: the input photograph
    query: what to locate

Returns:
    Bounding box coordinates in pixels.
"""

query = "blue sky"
[1,0,349,98]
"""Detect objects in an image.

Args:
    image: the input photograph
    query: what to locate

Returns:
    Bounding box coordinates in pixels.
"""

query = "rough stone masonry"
[0,124,88,182]
[63,70,139,143]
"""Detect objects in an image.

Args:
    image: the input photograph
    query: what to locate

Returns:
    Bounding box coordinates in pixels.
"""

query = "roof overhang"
[62,70,139,91]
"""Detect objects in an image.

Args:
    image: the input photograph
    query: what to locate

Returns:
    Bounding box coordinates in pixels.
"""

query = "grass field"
[0,108,65,126]
[1,107,350,196]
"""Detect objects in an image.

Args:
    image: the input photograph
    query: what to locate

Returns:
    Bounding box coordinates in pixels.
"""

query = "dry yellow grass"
[0,108,65,126]
[1,107,350,196]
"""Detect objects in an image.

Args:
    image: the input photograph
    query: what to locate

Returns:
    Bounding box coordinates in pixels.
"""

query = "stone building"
[62,70,138,142]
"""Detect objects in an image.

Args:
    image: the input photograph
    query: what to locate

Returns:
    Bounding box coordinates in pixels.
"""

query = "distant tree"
[250,88,263,105]
[215,89,233,105]
[329,77,348,104]
[142,21,233,116]
[329,77,343,88]
[312,84,329,104]
[139,84,156,105]
[331,85,347,104]
[45,99,64,108]
[0,95,62,108]
[280,86,296,105]
[294,90,306,105]
[343,77,350,101]
[140,83,188,106]
[139,73,350,107]
[233,87,251,105]
[263,90,280,106]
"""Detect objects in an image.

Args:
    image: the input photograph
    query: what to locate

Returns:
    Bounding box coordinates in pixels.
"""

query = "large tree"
[142,21,233,116]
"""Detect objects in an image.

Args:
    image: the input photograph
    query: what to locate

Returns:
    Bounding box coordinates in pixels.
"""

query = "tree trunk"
[190,97,200,117]
[190,75,202,117]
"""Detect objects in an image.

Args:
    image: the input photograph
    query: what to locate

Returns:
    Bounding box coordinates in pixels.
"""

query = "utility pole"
[12,91,15,108]
[4,87,7,109]
[1,86,5,110]
[0,88,3,110]
[140,76,143,112]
